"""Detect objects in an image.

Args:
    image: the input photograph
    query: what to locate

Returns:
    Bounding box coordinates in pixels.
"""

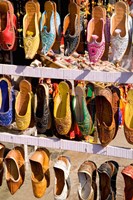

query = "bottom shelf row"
[0,143,133,200]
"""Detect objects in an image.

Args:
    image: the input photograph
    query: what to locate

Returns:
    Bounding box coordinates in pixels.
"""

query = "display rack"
[0,63,133,160]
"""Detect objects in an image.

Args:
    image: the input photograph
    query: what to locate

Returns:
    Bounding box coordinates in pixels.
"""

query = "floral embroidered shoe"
[87,6,105,63]
[109,1,129,64]
[0,77,15,126]
[40,1,56,55]
[72,85,92,138]
[15,79,32,131]
[63,1,80,56]
[23,0,40,59]
[54,81,72,135]
[0,0,17,51]
[35,83,50,134]
[124,89,133,144]
[54,156,71,200]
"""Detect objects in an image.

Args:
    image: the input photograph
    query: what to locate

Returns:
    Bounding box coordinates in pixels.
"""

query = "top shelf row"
[0,64,133,84]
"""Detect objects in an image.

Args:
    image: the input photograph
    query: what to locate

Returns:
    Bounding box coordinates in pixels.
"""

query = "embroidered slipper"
[87,6,105,63]
[95,88,116,146]
[72,85,92,138]
[78,160,97,200]
[54,81,72,135]
[63,1,80,56]
[40,0,56,55]
[23,0,40,59]
[0,143,5,186]
[0,77,15,126]
[110,1,129,64]
[122,164,133,200]
[0,0,17,51]
[124,89,133,144]
[29,148,50,198]
[15,79,32,131]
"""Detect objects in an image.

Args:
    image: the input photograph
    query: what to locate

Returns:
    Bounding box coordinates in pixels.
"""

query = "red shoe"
[0,0,17,51]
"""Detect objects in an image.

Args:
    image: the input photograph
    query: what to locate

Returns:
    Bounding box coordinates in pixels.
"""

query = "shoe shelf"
[0,63,133,83]
[0,63,133,160]
[0,130,133,160]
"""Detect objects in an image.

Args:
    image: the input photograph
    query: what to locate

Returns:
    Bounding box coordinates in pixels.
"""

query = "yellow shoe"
[15,79,32,130]
[54,81,72,135]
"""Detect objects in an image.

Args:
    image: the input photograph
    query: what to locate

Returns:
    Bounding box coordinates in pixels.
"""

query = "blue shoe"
[0,78,15,126]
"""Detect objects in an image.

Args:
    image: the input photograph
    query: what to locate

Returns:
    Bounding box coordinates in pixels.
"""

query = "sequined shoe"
[63,1,80,56]
[87,6,105,63]
[0,77,15,126]
[109,1,129,64]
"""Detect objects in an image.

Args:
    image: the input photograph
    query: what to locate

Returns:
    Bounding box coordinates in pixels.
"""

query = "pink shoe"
[87,6,105,63]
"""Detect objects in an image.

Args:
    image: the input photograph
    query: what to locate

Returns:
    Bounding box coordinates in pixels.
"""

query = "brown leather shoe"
[0,143,5,186]
[95,88,116,146]
[29,147,50,198]
[4,146,25,194]
[78,160,97,200]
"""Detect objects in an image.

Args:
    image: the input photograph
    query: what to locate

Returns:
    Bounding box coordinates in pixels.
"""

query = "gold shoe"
[0,143,5,186]
[4,146,25,195]
[15,79,32,130]
[29,148,50,198]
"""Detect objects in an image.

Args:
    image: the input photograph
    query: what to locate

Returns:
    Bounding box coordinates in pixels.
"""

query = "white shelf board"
[0,132,133,160]
[1,64,133,83]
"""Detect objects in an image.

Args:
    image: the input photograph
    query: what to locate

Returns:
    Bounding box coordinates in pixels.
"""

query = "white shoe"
[53,156,71,200]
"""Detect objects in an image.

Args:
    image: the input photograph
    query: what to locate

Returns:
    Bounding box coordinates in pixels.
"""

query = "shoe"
[87,6,105,63]
[54,156,71,200]
[40,0,56,55]
[98,160,119,200]
[63,1,80,56]
[0,77,15,126]
[0,0,17,51]
[110,1,129,64]
[29,148,50,198]
[15,79,32,131]
[54,81,72,135]
[0,143,5,186]
[35,83,50,134]
[124,89,133,144]
[78,160,97,200]
[95,88,116,146]
[4,146,25,195]
[23,0,40,59]
[121,164,133,200]
[72,85,92,138]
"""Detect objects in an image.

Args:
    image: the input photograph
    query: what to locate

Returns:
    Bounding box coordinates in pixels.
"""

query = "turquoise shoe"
[40,1,56,55]
[0,78,15,126]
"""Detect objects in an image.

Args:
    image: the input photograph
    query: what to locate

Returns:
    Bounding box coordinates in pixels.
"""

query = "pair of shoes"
[4,146,25,195]
[0,0,17,51]
[78,160,97,200]
[109,1,131,64]
[35,83,51,134]
[124,89,133,144]
[0,77,15,126]
[0,143,5,186]
[95,86,120,146]
[98,160,119,200]
[54,156,71,200]
[29,148,50,198]
[40,1,61,55]
[15,79,32,131]
[54,81,72,135]
[23,0,41,59]
[87,6,106,63]
[72,85,93,138]
[122,164,133,200]
[63,1,81,56]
